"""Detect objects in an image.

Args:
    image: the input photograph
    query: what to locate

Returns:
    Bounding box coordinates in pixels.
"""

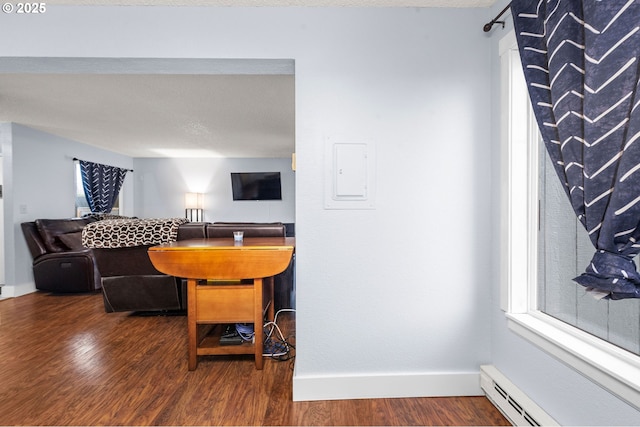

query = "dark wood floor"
[0,291,510,426]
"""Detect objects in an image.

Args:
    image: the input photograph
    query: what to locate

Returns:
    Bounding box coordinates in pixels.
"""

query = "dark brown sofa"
[95,221,293,313]
[21,218,294,312]
[21,217,207,312]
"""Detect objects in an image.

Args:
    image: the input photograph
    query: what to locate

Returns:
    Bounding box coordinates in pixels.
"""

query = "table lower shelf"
[196,324,256,356]
[187,277,274,370]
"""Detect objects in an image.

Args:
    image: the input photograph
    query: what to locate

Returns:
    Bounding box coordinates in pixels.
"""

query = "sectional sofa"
[21,217,294,314]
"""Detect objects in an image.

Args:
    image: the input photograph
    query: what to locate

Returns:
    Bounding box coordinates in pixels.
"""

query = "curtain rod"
[483,2,511,32]
[73,157,134,172]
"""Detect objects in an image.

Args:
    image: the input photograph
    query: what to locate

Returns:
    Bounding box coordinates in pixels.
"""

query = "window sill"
[507,311,640,410]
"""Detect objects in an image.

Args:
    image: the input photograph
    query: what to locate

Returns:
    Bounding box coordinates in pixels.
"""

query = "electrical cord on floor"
[230,309,296,360]
[263,308,296,361]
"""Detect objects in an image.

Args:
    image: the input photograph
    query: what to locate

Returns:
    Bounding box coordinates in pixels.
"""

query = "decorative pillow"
[35,218,95,253]
[57,232,85,250]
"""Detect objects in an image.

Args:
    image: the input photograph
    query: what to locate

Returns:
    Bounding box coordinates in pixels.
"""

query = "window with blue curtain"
[79,160,129,214]
[512,0,640,300]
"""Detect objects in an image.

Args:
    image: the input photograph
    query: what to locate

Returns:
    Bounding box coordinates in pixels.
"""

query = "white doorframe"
[0,156,5,290]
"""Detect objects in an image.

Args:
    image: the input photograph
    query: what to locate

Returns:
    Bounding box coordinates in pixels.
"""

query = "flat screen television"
[231,172,282,201]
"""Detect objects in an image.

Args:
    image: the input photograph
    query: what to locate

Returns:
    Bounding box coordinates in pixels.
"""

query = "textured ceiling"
[0,73,295,158]
[0,0,496,158]
[0,58,296,158]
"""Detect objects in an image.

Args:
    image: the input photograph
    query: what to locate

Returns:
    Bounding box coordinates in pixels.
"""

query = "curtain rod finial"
[483,2,511,32]
[483,20,505,32]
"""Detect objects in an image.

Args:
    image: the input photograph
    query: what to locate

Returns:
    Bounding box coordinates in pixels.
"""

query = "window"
[500,31,640,409]
[74,163,121,217]
[538,146,640,356]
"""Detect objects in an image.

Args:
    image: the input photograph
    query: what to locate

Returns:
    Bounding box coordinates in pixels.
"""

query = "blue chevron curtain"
[511,0,640,299]
[79,160,128,214]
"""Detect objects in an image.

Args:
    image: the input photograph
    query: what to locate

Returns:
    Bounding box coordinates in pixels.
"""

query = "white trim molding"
[0,282,35,298]
[508,312,640,410]
[292,370,482,402]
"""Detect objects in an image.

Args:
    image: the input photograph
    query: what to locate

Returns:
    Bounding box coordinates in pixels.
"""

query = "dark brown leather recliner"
[21,218,101,293]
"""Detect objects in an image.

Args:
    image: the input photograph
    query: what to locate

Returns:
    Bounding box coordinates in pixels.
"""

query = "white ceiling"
[0,72,295,158]
[0,0,495,158]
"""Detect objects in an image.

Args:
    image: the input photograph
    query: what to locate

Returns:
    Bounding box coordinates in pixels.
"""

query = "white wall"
[1,6,493,400]
[290,8,493,398]
[487,1,640,424]
[133,157,294,223]
[0,123,133,297]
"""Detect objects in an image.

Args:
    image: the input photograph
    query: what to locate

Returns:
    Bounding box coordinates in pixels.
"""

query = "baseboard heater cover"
[480,365,558,427]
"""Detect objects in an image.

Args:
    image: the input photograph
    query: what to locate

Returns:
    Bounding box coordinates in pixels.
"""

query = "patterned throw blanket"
[82,217,189,248]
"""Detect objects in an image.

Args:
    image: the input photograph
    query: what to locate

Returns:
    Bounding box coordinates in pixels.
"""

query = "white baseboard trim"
[0,282,36,298]
[292,369,483,402]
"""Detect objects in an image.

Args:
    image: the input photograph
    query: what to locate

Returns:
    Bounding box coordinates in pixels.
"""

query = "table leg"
[266,276,275,322]
[187,278,198,371]
[254,277,264,370]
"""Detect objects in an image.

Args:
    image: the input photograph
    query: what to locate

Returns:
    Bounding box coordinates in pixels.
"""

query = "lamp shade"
[185,192,204,209]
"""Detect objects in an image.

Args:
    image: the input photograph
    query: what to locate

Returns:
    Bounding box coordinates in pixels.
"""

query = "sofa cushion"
[58,232,85,250]
[177,222,208,241]
[35,218,96,253]
[207,222,286,238]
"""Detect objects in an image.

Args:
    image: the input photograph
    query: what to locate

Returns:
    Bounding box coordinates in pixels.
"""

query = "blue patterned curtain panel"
[511,0,640,299]
[79,160,128,215]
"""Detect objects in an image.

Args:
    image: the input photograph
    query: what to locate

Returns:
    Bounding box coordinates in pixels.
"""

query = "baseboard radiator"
[480,365,558,426]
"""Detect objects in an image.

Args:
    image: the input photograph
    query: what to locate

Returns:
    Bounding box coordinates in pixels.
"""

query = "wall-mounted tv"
[231,172,282,201]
